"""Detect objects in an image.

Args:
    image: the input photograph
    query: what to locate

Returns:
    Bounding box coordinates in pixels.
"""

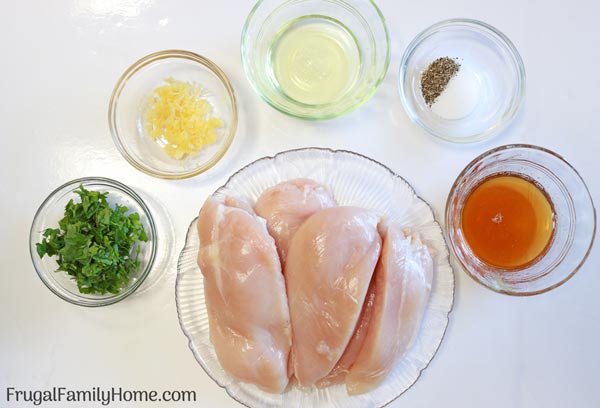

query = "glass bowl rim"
[444,143,597,296]
[240,0,391,120]
[398,17,526,143]
[108,49,238,180]
[29,176,158,307]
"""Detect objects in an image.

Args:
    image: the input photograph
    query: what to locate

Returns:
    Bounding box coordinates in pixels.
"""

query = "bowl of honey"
[446,144,596,295]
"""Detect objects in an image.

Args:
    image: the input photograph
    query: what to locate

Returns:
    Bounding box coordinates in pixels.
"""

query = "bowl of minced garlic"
[109,50,237,179]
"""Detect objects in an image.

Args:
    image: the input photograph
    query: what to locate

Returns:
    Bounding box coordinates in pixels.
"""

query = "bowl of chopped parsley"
[29,177,157,306]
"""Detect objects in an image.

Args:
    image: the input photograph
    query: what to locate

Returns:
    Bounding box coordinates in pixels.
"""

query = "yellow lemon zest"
[144,78,223,159]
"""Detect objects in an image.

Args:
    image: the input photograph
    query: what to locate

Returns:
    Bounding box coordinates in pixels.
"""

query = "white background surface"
[1,1,598,407]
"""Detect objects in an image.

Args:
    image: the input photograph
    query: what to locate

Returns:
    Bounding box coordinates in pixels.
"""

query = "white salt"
[432,64,482,120]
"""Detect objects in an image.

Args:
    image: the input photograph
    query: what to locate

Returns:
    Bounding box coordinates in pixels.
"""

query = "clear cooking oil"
[268,15,361,106]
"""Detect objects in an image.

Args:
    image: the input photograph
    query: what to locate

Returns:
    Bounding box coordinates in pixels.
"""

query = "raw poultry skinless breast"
[254,178,337,264]
[345,224,433,395]
[285,206,382,387]
[197,196,292,394]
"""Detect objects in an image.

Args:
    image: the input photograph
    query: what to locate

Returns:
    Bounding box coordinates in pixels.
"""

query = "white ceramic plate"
[176,148,454,407]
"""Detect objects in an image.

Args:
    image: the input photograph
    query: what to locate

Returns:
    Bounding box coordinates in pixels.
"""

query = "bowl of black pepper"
[398,18,526,143]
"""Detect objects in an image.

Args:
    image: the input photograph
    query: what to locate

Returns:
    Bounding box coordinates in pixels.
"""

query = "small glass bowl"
[399,19,526,143]
[446,145,596,296]
[109,50,237,179]
[29,177,157,306]
[241,0,390,120]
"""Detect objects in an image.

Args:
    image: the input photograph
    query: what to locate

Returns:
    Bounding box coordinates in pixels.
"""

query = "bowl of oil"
[241,0,390,120]
[446,144,596,296]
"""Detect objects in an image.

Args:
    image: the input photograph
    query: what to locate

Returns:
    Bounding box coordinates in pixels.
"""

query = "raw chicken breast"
[197,196,292,393]
[316,284,376,387]
[286,207,382,387]
[254,178,337,263]
[346,225,433,395]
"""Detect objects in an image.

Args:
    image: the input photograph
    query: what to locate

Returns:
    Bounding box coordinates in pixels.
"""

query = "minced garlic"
[144,77,223,159]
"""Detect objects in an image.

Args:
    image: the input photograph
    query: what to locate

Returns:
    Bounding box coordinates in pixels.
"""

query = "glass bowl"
[399,19,526,143]
[109,50,237,179]
[176,148,454,407]
[446,145,596,295]
[29,177,157,306]
[241,0,390,120]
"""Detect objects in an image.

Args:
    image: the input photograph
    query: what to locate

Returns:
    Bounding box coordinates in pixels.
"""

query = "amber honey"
[461,174,555,269]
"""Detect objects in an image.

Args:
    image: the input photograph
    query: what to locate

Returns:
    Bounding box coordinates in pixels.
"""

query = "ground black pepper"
[421,57,461,106]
